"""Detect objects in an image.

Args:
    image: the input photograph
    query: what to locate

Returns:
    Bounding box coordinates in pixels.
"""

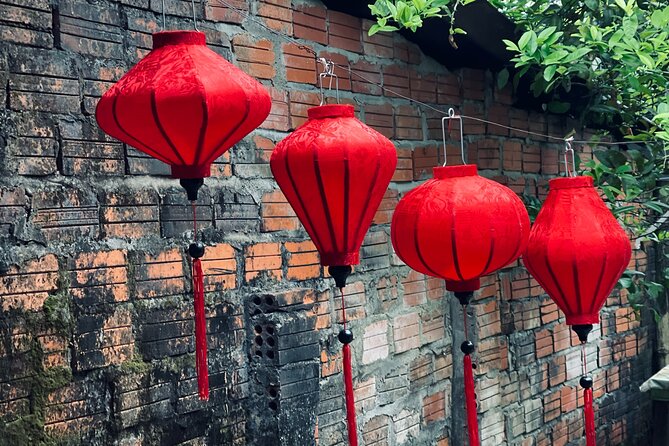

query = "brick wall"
[0,0,654,445]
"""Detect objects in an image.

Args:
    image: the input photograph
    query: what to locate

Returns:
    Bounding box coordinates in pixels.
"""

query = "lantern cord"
[581,342,587,376]
[463,304,469,341]
[191,201,209,401]
[161,0,166,30]
[319,58,340,105]
[191,0,199,31]
[340,287,347,330]
[214,0,657,147]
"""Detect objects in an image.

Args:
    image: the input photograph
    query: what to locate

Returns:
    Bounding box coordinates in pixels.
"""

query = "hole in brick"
[253,296,261,305]
[267,327,275,335]
[255,336,263,346]
[266,350,275,359]
[253,309,262,316]
[267,337,275,347]
[254,325,263,334]
[255,349,263,358]
[269,388,277,398]
[472,363,477,369]
[269,401,278,411]
[265,296,274,306]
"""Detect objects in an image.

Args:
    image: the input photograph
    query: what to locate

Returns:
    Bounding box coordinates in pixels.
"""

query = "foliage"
[368,0,476,47]
[369,0,669,316]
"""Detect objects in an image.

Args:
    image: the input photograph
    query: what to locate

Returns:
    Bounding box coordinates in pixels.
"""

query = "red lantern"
[96,30,271,401]
[391,164,530,446]
[270,103,397,446]
[523,175,631,446]
[391,164,530,293]
[96,31,271,182]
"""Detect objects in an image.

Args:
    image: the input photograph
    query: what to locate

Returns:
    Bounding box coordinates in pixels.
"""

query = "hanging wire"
[161,0,166,30]
[563,136,576,177]
[213,0,658,147]
[318,58,339,106]
[442,108,466,165]
[191,0,199,31]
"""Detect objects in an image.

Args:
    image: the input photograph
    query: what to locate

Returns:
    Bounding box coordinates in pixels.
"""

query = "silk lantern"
[96,30,272,400]
[270,104,397,446]
[391,164,530,446]
[523,175,631,446]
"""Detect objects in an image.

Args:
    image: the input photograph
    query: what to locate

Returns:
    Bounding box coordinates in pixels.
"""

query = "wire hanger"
[161,0,200,31]
[563,136,576,177]
[318,58,339,106]
[441,108,466,166]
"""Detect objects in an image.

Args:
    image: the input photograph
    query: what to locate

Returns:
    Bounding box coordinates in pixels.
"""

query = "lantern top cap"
[433,164,477,179]
[549,175,594,190]
[308,104,355,120]
[153,31,206,49]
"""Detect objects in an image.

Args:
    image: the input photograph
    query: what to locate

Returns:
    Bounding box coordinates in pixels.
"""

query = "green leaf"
[543,65,558,81]
[497,68,509,89]
[518,31,533,51]
[543,49,569,64]
[502,39,519,52]
[636,51,655,69]
[452,27,467,34]
[369,23,381,36]
[546,100,570,113]
[537,26,557,43]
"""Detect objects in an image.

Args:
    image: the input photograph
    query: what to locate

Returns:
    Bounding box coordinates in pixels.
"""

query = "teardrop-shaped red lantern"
[96,31,271,402]
[270,104,397,446]
[523,175,631,446]
[391,164,530,446]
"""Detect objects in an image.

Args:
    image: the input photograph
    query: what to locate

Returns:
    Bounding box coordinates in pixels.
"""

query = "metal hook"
[318,58,339,106]
[441,108,466,166]
[161,0,166,30]
[563,136,576,177]
[191,0,199,31]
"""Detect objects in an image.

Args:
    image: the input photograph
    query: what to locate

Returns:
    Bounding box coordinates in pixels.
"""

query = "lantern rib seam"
[480,229,495,276]
[413,201,442,278]
[343,154,350,252]
[312,141,340,254]
[450,207,466,282]
[282,145,325,252]
[186,45,209,168]
[351,149,383,251]
[544,253,576,316]
[110,95,173,165]
[573,257,583,315]
[588,252,608,315]
[201,95,251,166]
[150,89,188,165]
[498,196,528,271]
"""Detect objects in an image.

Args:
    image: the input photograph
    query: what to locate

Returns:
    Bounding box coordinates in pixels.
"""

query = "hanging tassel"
[342,343,358,446]
[192,256,209,400]
[188,200,209,401]
[336,284,358,446]
[583,387,596,445]
[462,348,480,446]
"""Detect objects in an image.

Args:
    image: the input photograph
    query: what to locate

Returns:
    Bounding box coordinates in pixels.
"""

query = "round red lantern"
[96,30,271,401]
[523,175,631,446]
[391,164,530,294]
[270,103,397,446]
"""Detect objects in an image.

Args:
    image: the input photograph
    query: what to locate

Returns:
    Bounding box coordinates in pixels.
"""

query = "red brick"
[261,189,299,232]
[201,244,237,292]
[362,20,393,58]
[410,71,437,103]
[289,90,320,129]
[232,34,275,80]
[317,51,352,92]
[205,0,247,24]
[362,320,389,364]
[461,68,485,101]
[422,391,445,423]
[364,103,394,138]
[320,349,342,377]
[438,73,461,105]
[328,11,362,53]
[351,60,382,95]
[245,242,282,281]
[362,414,389,445]
[373,188,398,225]
[393,312,420,353]
[285,240,321,280]
[293,4,327,45]
[383,64,410,98]
[0,254,59,312]
[262,87,290,131]
[257,0,292,34]
[283,43,316,85]
[503,140,522,171]
[421,310,444,344]
[334,281,365,323]
[393,147,413,182]
[413,145,438,180]
[395,105,422,140]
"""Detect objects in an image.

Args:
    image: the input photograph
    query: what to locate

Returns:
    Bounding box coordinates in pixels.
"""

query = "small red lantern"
[523,175,631,446]
[96,30,271,401]
[391,164,530,446]
[271,103,397,446]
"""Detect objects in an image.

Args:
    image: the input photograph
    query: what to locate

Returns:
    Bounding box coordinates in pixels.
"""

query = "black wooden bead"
[461,340,475,354]
[580,376,593,389]
[338,329,353,345]
[188,242,205,259]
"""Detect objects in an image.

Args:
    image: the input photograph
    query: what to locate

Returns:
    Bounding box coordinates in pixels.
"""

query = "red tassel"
[584,388,596,446]
[342,343,358,446]
[463,354,480,446]
[193,257,209,400]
